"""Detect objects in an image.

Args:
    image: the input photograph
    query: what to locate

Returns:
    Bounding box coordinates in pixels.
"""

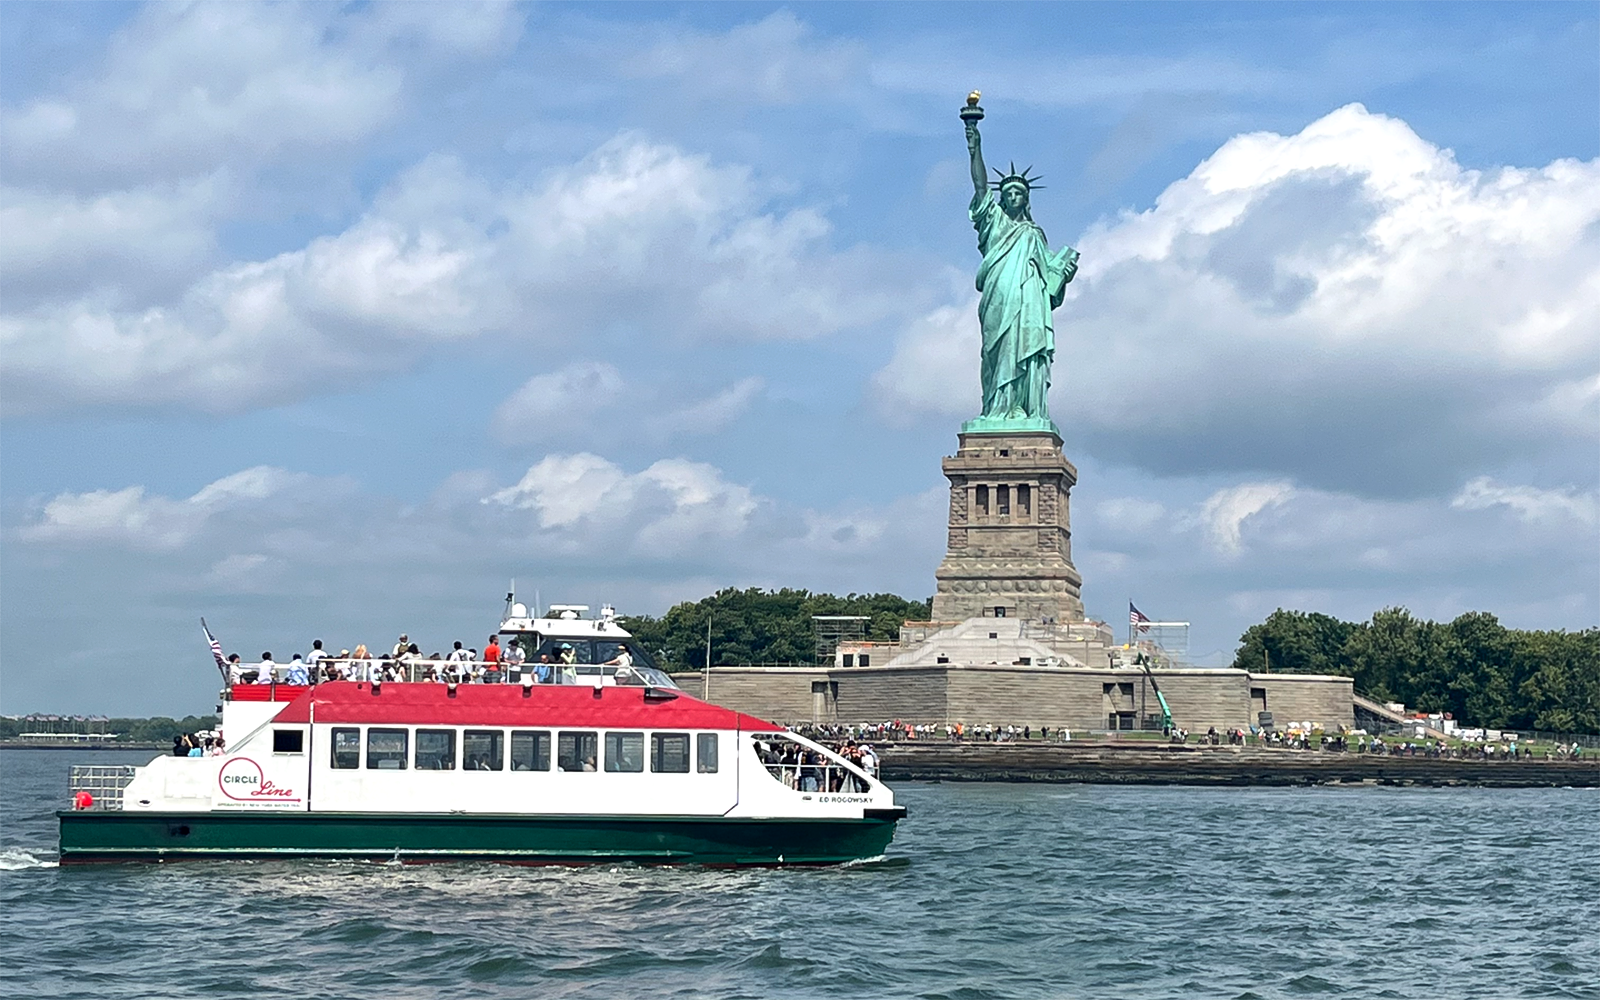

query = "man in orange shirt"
[483,635,501,666]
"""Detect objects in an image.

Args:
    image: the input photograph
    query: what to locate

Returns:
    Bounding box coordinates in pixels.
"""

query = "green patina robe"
[971,191,1078,420]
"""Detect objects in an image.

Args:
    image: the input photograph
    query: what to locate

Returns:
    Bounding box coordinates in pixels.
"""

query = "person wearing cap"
[557,644,578,685]
[391,633,410,659]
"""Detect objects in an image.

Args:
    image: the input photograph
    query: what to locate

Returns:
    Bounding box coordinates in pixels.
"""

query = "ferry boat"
[58,602,905,865]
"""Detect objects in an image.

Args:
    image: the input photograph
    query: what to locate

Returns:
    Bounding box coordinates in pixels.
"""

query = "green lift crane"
[1140,658,1175,733]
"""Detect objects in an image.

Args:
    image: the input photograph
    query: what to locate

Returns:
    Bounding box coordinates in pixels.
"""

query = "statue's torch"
[960,90,984,125]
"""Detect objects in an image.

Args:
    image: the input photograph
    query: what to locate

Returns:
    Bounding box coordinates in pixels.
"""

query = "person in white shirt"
[306,639,327,677]
[256,652,278,684]
[504,638,527,679]
[226,654,245,685]
[445,641,470,682]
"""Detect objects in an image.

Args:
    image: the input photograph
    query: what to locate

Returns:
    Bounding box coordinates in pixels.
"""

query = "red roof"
[258,681,779,731]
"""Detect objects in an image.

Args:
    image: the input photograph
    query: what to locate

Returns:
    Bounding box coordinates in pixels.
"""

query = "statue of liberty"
[962,94,1079,430]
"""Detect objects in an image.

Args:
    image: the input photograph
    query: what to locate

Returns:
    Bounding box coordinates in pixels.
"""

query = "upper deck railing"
[229,657,680,699]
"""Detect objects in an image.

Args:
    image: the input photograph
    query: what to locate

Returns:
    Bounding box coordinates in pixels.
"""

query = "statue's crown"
[990,162,1045,191]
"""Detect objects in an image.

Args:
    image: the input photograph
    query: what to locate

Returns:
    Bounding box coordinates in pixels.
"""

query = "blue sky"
[2,2,1596,715]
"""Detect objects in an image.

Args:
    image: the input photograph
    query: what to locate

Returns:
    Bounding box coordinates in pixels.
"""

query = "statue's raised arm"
[957,93,1077,433]
[966,119,987,203]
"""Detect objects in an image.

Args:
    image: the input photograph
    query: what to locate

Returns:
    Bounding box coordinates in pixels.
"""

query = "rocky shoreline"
[875,741,1600,788]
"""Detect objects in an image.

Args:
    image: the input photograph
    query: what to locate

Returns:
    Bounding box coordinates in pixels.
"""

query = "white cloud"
[1197,481,1296,556]
[870,300,979,425]
[1,3,519,190]
[17,466,307,550]
[612,11,865,105]
[3,137,915,415]
[484,453,761,558]
[1096,497,1169,534]
[491,361,763,447]
[1451,477,1599,526]
[871,104,1600,495]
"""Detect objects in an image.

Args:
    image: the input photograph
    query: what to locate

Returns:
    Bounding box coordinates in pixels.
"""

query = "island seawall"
[874,742,1600,788]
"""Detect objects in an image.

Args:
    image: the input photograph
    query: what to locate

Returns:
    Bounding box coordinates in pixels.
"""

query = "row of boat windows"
[320,727,720,774]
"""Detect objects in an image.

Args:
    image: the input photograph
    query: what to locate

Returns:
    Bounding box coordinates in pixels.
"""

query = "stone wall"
[675,663,1356,733]
[670,667,829,725]
[1246,673,1355,730]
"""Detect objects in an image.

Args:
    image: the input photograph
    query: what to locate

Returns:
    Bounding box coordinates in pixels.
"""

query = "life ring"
[73,791,94,810]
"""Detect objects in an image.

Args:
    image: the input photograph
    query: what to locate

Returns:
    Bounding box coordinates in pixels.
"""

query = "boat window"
[604,732,644,772]
[415,729,455,770]
[537,639,594,664]
[510,730,551,771]
[272,729,304,754]
[463,730,504,771]
[697,733,719,773]
[367,728,408,770]
[332,727,360,769]
[557,731,598,772]
[632,666,680,689]
[651,733,690,773]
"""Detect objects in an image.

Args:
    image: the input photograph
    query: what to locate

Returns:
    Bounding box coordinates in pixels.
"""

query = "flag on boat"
[1129,602,1151,634]
[201,618,228,680]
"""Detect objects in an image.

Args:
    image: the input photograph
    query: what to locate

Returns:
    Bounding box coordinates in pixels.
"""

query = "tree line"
[622,588,932,670]
[0,715,219,742]
[1232,608,1599,734]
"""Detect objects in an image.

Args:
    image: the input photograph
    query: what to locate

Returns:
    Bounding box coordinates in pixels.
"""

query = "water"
[3,749,1596,999]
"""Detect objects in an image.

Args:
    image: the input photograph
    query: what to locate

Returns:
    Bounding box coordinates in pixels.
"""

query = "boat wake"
[835,854,907,870]
[0,848,58,870]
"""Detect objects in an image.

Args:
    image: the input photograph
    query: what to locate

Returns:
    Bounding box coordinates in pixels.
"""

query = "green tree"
[621,588,931,670]
[1232,609,1355,675]
[1234,605,1600,733]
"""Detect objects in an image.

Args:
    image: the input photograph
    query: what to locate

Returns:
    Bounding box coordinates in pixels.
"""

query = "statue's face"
[1000,183,1029,216]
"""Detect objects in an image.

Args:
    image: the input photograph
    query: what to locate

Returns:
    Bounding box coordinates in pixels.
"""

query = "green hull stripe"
[59,811,898,865]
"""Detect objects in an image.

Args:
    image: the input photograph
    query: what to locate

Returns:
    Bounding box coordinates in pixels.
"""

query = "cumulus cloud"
[1,3,519,190]
[1197,481,1296,556]
[484,453,762,558]
[1451,477,1599,527]
[18,466,312,550]
[611,11,865,105]
[491,362,764,447]
[872,104,1600,496]
[2,136,915,415]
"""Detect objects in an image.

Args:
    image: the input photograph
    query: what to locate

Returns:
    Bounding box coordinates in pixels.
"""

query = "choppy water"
[2,749,1596,999]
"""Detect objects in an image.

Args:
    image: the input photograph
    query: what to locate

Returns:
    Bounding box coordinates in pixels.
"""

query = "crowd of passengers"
[756,738,877,793]
[792,721,1586,761]
[171,732,225,757]
[792,721,1074,743]
[225,633,643,687]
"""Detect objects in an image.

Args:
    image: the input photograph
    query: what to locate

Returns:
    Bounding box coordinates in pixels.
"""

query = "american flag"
[1129,602,1152,634]
[201,618,228,680]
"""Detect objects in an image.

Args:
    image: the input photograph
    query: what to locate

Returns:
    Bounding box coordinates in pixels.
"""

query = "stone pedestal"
[931,430,1085,622]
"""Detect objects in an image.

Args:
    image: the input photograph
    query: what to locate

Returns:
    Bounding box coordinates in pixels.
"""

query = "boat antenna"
[534,587,541,620]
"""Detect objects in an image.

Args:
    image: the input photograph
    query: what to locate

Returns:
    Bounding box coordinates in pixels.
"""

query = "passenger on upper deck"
[306,639,327,676]
[391,634,409,659]
[504,637,526,675]
[226,653,245,684]
[535,654,555,684]
[483,635,501,666]
[286,654,309,685]
[256,652,278,684]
